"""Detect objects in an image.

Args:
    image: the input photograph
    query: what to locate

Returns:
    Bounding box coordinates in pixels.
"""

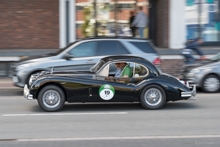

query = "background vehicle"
[180,52,220,93]
[12,37,161,88]
[24,56,195,112]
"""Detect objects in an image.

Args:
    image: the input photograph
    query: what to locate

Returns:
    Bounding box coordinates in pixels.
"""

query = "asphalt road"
[0,90,220,147]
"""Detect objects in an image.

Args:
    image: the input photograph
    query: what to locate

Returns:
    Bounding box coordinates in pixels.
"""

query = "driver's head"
[118,62,127,68]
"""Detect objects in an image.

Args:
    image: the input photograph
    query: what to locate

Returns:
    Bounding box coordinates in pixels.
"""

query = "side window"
[109,63,117,74]
[97,41,117,56]
[113,62,134,78]
[98,64,109,77]
[68,41,97,57]
[134,64,148,77]
[117,42,129,54]
[129,41,156,53]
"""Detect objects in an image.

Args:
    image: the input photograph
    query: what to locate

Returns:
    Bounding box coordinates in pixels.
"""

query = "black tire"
[37,85,65,112]
[202,75,220,93]
[140,84,166,109]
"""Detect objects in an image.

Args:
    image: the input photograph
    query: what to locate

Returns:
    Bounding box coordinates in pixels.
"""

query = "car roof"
[101,55,151,63]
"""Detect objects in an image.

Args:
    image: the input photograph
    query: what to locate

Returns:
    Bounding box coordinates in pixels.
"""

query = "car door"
[65,76,98,103]
[96,63,135,102]
[54,41,100,71]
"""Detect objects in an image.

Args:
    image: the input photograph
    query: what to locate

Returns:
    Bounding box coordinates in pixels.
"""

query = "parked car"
[179,52,220,93]
[24,56,196,112]
[11,38,161,88]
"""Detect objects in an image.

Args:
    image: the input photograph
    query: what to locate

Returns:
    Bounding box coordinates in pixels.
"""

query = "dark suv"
[12,38,161,87]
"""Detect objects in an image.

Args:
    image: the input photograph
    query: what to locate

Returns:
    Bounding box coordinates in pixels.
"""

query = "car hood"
[34,71,96,81]
[52,71,95,77]
[13,53,58,66]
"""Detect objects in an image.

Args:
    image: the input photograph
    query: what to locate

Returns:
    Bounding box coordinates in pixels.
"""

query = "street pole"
[94,0,98,37]
[114,0,118,36]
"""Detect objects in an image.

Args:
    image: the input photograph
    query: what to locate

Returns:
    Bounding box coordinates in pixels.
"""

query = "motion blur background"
[0,0,220,77]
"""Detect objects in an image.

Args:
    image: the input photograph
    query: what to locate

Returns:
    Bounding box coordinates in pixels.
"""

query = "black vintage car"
[24,56,196,112]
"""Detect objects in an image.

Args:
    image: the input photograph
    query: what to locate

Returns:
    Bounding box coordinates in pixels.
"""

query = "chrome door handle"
[86,60,95,64]
[127,83,135,86]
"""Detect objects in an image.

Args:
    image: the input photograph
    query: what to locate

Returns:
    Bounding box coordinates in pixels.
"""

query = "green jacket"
[121,65,132,77]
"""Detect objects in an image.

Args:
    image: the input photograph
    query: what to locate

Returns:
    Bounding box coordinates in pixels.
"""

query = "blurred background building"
[0,0,220,77]
[1,0,219,49]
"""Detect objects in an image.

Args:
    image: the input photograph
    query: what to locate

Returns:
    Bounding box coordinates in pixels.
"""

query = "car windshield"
[90,60,105,73]
[210,52,220,61]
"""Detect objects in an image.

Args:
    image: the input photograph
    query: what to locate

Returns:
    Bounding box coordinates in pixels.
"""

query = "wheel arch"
[138,83,168,102]
[200,73,220,87]
[26,69,48,85]
[35,82,67,101]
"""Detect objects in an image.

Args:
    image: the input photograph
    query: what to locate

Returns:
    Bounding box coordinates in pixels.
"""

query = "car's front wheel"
[37,85,65,112]
[140,85,166,109]
[202,75,220,93]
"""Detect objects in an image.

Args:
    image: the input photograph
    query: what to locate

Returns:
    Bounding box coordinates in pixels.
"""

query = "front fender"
[29,76,65,99]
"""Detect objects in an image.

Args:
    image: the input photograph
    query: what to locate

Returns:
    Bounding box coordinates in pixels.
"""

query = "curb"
[0,87,22,91]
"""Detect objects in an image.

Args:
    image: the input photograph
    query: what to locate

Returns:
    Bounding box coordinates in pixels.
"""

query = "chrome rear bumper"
[181,85,196,98]
[24,84,33,100]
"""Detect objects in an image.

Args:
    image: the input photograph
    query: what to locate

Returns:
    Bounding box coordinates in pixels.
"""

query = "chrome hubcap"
[43,90,61,108]
[204,77,220,92]
[144,88,162,106]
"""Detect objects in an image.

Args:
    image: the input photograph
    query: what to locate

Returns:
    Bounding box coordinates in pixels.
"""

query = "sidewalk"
[0,78,21,90]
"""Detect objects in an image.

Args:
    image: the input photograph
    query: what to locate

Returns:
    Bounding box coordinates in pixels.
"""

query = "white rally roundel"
[99,84,115,100]
[99,89,114,100]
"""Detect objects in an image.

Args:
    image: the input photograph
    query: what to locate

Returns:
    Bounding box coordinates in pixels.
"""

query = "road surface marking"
[2,112,127,117]
[13,135,220,142]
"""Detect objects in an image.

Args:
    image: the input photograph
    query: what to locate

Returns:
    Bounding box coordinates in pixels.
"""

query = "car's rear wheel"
[202,75,220,93]
[140,85,166,109]
[37,85,65,112]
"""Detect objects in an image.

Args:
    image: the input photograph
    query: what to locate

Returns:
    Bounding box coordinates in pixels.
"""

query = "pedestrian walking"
[131,6,148,38]
[129,11,136,37]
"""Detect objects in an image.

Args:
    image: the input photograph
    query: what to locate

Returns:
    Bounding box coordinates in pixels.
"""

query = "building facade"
[0,0,219,50]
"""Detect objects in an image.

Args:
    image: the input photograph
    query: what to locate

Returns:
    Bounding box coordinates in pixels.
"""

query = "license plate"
[13,76,18,83]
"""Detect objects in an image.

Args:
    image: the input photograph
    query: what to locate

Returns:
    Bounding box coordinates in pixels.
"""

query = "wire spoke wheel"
[43,90,61,108]
[38,85,65,112]
[202,75,220,93]
[140,85,166,109]
[144,88,162,106]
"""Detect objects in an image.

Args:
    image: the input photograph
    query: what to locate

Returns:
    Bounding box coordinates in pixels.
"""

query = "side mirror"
[63,53,74,60]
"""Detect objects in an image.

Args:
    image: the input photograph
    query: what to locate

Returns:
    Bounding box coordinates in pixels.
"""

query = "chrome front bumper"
[24,84,33,100]
[181,85,196,98]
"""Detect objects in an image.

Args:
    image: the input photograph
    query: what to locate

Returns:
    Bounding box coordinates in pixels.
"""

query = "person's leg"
[139,27,145,38]
[138,27,142,38]
[183,54,196,64]
[131,27,136,37]
[133,27,136,37]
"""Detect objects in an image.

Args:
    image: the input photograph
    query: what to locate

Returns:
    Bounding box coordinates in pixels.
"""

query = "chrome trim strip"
[24,84,33,100]
[181,85,196,98]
